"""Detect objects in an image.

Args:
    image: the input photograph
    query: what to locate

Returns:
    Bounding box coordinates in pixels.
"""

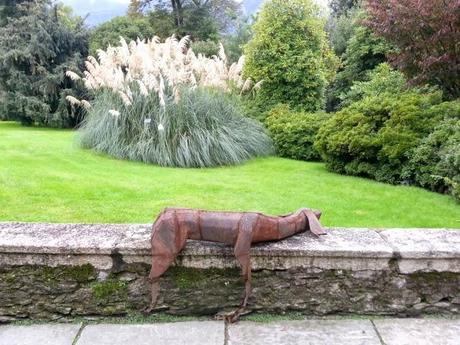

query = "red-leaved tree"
[364,0,460,99]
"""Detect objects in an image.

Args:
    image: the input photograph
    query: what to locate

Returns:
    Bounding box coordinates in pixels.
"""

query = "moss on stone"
[3,272,17,284]
[167,266,240,289]
[92,279,128,300]
[62,264,96,282]
[31,264,96,286]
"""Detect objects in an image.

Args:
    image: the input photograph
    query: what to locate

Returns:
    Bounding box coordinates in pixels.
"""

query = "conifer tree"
[0,0,89,127]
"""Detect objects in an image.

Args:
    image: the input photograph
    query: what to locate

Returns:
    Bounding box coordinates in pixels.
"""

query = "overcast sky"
[61,0,330,26]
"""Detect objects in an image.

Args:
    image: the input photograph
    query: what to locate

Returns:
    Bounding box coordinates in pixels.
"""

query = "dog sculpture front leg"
[144,210,188,314]
[225,213,258,323]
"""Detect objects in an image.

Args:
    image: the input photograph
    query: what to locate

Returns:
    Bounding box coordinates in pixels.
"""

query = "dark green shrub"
[315,91,444,184]
[79,87,273,168]
[190,40,219,57]
[265,104,330,161]
[406,101,460,201]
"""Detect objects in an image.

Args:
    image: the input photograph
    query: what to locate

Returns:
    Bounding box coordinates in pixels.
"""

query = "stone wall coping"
[0,222,459,273]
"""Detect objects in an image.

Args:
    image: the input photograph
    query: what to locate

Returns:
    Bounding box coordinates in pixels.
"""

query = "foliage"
[243,0,339,113]
[221,16,253,64]
[141,0,242,35]
[89,16,156,53]
[128,0,143,17]
[177,3,219,41]
[407,101,460,201]
[265,104,329,161]
[365,0,460,99]
[326,14,392,111]
[0,0,89,127]
[190,40,219,57]
[329,0,360,17]
[0,0,31,26]
[339,63,407,106]
[79,87,272,167]
[327,8,358,57]
[315,90,445,184]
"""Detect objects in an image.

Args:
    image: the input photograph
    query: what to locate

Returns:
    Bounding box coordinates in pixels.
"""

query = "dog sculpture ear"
[314,210,322,219]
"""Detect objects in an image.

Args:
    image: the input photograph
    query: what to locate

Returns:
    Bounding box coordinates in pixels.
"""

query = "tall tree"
[330,0,360,17]
[243,0,339,112]
[141,0,241,34]
[0,0,89,127]
[0,0,31,26]
[326,11,392,111]
[128,0,143,17]
[365,0,460,99]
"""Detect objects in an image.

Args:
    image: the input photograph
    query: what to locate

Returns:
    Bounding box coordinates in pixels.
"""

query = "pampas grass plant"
[80,86,272,167]
[69,35,272,167]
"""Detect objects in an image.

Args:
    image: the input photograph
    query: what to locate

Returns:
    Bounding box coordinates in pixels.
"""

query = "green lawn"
[1,121,459,228]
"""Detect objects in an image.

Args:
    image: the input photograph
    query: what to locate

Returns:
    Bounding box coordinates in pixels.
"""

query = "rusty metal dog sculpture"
[145,207,326,322]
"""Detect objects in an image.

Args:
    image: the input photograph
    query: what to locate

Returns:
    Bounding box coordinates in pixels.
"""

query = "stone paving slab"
[0,324,81,345]
[227,320,381,345]
[374,318,460,345]
[75,321,224,345]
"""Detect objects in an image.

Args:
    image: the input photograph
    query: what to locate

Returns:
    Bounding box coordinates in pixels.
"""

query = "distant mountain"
[61,0,129,27]
[62,0,326,27]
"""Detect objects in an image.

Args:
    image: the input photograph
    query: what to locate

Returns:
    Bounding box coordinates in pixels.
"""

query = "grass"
[0,121,459,227]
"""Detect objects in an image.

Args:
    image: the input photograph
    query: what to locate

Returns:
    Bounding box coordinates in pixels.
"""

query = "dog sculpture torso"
[146,207,326,322]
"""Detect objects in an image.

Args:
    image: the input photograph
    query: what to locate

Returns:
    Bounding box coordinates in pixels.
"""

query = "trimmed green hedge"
[315,91,445,184]
[407,101,460,201]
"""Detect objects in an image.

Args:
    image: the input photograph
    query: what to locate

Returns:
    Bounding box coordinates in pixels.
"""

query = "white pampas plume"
[66,71,81,81]
[77,35,260,105]
[66,95,81,106]
[109,109,120,117]
[253,80,263,91]
[178,36,190,51]
[118,91,132,106]
[80,100,92,109]
[218,43,227,63]
[159,75,165,107]
[241,79,253,93]
[137,80,149,96]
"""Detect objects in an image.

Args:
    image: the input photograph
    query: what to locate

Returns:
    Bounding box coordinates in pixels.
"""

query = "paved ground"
[1,318,459,345]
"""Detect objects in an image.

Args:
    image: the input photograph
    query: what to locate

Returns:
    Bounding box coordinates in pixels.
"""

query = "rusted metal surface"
[146,208,326,322]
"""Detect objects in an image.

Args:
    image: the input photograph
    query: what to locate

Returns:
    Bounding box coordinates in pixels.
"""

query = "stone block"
[76,322,224,345]
[373,318,460,345]
[0,324,81,345]
[228,320,381,345]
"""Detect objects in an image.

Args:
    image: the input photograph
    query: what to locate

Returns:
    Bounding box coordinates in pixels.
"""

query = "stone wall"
[0,223,459,321]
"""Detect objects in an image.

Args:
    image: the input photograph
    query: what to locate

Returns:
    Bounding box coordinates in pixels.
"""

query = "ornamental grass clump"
[67,35,271,167]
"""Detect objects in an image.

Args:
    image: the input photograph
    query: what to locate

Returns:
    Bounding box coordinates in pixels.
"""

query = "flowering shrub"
[67,36,271,167]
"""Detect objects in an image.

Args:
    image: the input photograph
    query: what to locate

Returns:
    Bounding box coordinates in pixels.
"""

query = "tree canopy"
[243,0,338,113]
[365,0,460,99]
[0,0,89,127]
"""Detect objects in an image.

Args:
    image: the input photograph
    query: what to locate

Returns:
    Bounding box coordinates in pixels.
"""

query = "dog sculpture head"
[300,207,326,236]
